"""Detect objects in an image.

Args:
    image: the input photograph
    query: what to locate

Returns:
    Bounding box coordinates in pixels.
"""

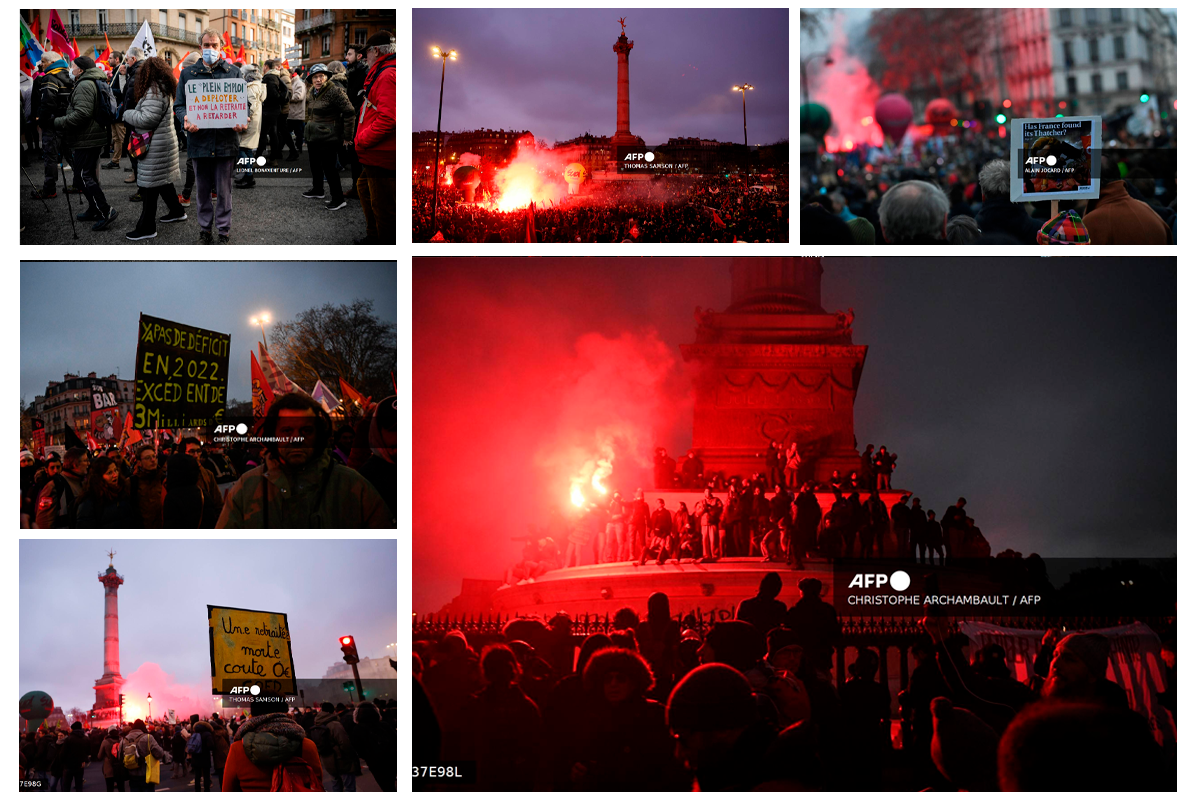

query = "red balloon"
[925,98,958,131]
[874,93,913,143]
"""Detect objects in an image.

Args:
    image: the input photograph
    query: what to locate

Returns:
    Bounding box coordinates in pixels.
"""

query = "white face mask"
[70,67,81,80]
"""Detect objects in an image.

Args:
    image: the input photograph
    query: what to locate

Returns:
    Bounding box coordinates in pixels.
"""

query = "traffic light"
[1139,92,1150,103]
[1002,98,1012,109]
[339,635,360,664]
[118,694,125,706]
[994,113,1007,124]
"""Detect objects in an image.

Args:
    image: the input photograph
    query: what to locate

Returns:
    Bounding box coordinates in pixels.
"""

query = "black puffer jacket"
[974,194,1045,244]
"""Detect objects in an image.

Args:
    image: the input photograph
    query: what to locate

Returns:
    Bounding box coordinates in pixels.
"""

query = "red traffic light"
[340,636,353,645]
[339,635,360,664]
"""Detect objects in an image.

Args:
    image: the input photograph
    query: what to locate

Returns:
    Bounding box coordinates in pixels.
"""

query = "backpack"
[185,732,202,755]
[122,737,144,771]
[307,724,334,756]
[270,756,324,791]
[276,75,292,112]
[91,78,119,126]
[37,70,73,126]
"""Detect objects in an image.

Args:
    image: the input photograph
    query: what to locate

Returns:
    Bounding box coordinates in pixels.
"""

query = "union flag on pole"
[257,342,303,395]
[338,378,370,413]
[251,351,276,424]
[47,10,74,59]
[122,412,142,445]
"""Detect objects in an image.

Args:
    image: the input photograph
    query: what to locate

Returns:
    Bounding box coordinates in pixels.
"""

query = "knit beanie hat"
[365,31,394,48]
[930,696,1000,790]
[73,55,95,71]
[845,216,877,245]
[667,663,756,733]
[1054,632,1110,680]
[1037,209,1090,244]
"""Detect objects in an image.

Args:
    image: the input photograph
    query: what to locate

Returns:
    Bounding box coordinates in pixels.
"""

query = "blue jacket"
[174,57,244,159]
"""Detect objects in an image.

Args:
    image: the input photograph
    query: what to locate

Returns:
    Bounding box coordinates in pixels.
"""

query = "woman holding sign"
[303,63,356,211]
[121,56,188,241]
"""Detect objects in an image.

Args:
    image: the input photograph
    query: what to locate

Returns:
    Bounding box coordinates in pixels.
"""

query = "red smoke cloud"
[810,14,884,152]
[114,662,218,723]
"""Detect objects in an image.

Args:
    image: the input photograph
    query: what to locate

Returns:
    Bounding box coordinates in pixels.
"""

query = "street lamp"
[430,46,458,239]
[800,53,834,107]
[147,693,152,721]
[249,312,271,348]
[732,83,753,147]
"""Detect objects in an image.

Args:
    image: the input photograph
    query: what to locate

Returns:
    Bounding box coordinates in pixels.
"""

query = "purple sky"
[412,8,789,147]
[20,540,396,714]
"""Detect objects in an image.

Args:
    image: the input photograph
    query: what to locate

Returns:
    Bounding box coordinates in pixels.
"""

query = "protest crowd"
[20,392,397,530]
[21,16,396,244]
[414,174,788,243]
[20,699,397,792]
[801,128,1176,245]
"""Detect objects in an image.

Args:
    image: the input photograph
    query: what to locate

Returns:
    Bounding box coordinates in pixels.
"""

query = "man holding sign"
[173,28,247,245]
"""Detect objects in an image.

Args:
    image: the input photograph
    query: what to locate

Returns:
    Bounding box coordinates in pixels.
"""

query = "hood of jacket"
[75,65,109,83]
[233,713,306,768]
[194,720,213,733]
[313,710,341,727]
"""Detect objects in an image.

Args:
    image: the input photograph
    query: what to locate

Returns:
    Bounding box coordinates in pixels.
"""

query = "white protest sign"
[1008,115,1102,202]
[185,78,248,128]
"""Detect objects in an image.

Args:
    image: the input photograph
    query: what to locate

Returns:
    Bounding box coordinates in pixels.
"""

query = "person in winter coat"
[117,48,145,186]
[302,63,355,210]
[120,56,186,240]
[286,68,307,155]
[216,393,390,528]
[164,452,204,528]
[57,722,91,791]
[353,32,396,243]
[100,725,129,790]
[121,719,165,792]
[31,51,74,199]
[210,718,231,786]
[75,455,140,528]
[455,645,542,791]
[175,52,200,206]
[189,719,216,791]
[973,159,1046,244]
[173,29,247,244]
[257,60,287,164]
[180,436,225,527]
[349,701,396,791]
[1082,177,1172,245]
[52,55,119,231]
[222,699,323,791]
[171,725,189,779]
[235,65,266,188]
[309,702,361,791]
[326,60,361,197]
[102,50,127,170]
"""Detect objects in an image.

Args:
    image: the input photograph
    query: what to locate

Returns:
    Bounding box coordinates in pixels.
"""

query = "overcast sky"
[20,539,396,714]
[20,262,396,405]
[412,8,789,147]
[414,257,1175,612]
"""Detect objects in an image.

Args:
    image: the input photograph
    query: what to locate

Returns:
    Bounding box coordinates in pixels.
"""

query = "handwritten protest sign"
[208,605,297,696]
[134,313,231,429]
[1008,116,1102,202]
[185,78,247,128]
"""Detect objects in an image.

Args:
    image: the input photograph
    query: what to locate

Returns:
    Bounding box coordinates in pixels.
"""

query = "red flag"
[429,231,445,242]
[339,378,370,412]
[223,30,234,59]
[72,38,81,60]
[99,31,112,64]
[30,12,40,45]
[87,432,99,450]
[711,209,727,228]
[525,201,536,243]
[47,10,73,59]
[251,351,276,425]
[281,58,289,69]
[122,412,142,445]
[236,43,246,62]
[173,52,191,80]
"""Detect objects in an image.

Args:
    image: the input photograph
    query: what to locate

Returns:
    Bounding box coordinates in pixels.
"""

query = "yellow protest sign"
[208,605,297,697]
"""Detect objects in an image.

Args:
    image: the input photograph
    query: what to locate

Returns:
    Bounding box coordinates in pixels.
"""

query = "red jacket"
[354,53,394,169]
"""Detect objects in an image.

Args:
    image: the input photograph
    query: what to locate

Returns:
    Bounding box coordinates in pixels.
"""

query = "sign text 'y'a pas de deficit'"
[185,78,248,128]
[208,605,298,697]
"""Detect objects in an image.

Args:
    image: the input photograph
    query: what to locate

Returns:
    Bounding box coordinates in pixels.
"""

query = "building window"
[1087,38,1099,63]
[195,17,202,37]
[159,10,167,28]
[179,12,185,32]
[302,39,310,59]
[1063,40,1074,68]
[241,9,247,21]
[355,28,367,46]
[1059,9,1071,27]
[126,10,136,25]
[1085,9,1098,26]
[1111,8,1123,24]
[1113,35,1125,60]
[69,9,80,28]
[97,9,108,29]
[1067,75,1077,94]
[1116,71,1128,90]
[321,33,330,55]
[1090,73,1102,93]
[355,9,369,16]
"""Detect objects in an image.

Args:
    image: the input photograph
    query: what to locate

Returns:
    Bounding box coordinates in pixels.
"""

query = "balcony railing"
[65,22,195,45]
[263,18,279,31]
[295,12,335,34]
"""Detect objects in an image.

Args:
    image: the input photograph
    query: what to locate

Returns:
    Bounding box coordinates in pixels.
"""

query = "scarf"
[230,712,304,743]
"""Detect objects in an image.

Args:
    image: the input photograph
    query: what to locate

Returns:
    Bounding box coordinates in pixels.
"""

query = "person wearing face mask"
[52,56,119,231]
[172,28,248,244]
[353,31,396,244]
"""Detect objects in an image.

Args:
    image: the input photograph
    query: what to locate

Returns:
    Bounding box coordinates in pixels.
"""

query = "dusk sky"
[412,8,789,147]
[414,257,1175,612]
[20,540,397,716]
[20,262,397,405]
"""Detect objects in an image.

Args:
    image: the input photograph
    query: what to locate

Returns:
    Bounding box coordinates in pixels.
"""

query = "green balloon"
[800,103,832,138]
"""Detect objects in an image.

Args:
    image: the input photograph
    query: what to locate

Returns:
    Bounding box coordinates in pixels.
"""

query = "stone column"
[614,34,634,139]
[99,566,123,678]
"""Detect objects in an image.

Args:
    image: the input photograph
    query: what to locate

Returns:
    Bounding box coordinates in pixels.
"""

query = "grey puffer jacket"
[123,85,180,188]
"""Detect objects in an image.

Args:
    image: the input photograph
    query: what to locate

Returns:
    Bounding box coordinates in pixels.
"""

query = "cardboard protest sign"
[1009,116,1102,202]
[90,384,120,443]
[208,605,297,697]
[134,313,231,429]
[185,78,247,128]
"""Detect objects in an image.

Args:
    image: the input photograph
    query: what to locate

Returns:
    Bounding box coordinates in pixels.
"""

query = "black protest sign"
[134,314,231,429]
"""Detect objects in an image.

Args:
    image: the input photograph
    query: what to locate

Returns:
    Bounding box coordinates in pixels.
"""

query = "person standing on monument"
[863,492,889,558]
[942,497,968,563]
[923,509,944,566]
[890,493,913,560]
[700,488,723,562]
[766,441,784,489]
[638,498,676,565]
[682,450,704,489]
[873,446,897,491]
[861,444,877,489]
[784,442,802,490]
[604,492,626,564]
[624,489,650,562]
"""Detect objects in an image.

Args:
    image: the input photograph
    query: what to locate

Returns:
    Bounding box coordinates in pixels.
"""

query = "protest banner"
[1008,116,1102,202]
[30,419,45,454]
[134,313,231,429]
[207,605,297,697]
[90,384,121,444]
[184,78,247,128]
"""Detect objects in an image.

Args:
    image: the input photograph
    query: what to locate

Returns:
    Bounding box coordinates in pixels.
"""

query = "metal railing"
[295,12,335,34]
[65,22,195,44]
